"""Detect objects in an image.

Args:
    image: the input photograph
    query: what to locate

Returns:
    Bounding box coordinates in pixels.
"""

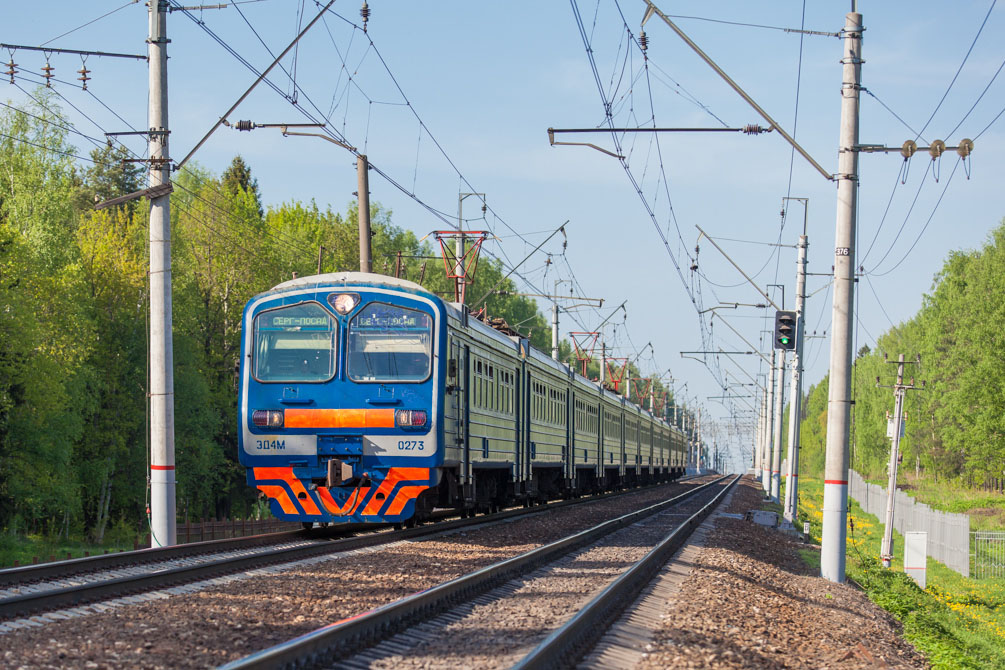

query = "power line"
[973,100,1005,139]
[657,13,838,38]
[862,88,928,143]
[40,1,140,47]
[866,161,933,273]
[865,275,897,330]
[946,53,1005,138]
[176,1,568,292]
[913,0,997,142]
[870,159,962,278]
[858,165,905,267]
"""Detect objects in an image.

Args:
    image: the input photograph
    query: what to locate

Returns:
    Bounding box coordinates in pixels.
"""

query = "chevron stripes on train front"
[251,466,431,522]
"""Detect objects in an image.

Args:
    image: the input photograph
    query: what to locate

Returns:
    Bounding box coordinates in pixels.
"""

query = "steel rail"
[0,530,305,589]
[0,478,701,620]
[218,476,728,670]
[514,474,741,669]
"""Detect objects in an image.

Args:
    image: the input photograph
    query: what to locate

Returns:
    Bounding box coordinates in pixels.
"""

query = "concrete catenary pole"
[357,155,371,273]
[763,349,776,492]
[697,407,703,473]
[551,301,560,360]
[599,341,606,385]
[756,391,765,473]
[771,348,786,502]
[784,233,809,520]
[762,388,772,490]
[821,7,863,583]
[881,355,908,568]
[148,0,176,548]
[755,389,759,474]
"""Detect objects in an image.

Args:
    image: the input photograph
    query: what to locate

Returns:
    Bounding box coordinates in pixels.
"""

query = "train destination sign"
[356,306,430,331]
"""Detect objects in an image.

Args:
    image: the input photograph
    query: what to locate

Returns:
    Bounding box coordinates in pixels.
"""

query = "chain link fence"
[848,470,970,577]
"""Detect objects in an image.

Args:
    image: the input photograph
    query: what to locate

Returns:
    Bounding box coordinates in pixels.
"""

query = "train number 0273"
[397,440,425,451]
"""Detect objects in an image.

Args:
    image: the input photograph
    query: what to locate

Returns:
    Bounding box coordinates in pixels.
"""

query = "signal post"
[771,311,796,502]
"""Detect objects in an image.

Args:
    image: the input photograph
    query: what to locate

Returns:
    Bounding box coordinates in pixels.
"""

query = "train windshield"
[253,302,336,382]
[347,302,433,382]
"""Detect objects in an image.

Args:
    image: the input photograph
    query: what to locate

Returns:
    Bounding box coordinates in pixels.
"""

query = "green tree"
[0,90,96,534]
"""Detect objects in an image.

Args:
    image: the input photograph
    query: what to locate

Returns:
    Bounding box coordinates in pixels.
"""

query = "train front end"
[238,273,444,525]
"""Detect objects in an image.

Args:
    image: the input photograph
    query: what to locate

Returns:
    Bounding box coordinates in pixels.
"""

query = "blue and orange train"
[238,272,686,527]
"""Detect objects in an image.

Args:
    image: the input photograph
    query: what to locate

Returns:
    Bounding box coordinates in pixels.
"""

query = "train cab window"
[253,302,335,382]
[347,303,433,382]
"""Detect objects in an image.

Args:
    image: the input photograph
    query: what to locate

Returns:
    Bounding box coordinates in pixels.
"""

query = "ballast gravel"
[2,476,931,669]
[1,480,704,670]
[336,485,721,669]
[635,476,928,670]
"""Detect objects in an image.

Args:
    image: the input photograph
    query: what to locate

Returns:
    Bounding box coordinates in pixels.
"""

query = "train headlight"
[328,292,360,315]
[252,409,285,428]
[395,409,428,428]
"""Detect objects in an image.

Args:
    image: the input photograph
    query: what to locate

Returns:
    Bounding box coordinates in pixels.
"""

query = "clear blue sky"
[4,1,1004,472]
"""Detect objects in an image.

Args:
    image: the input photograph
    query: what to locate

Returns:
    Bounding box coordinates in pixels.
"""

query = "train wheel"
[301,522,313,531]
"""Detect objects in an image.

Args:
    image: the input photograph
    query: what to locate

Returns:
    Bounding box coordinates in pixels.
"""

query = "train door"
[597,396,605,481]
[565,388,574,488]
[450,338,472,506]
[619,407,626,478]
[513,363,524,488]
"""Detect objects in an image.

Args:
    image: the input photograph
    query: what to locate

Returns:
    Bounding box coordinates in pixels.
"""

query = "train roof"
[270,272,431,295]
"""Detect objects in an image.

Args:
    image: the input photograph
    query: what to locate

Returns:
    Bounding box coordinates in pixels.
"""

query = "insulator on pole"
[42,59,54,88]
[235,119,254,131]
[77,63,90,91]
[4,57,16,84]
[639,30,648,52]
[741,124,769,135]
[956,138,974,158]
[360,2,370,32]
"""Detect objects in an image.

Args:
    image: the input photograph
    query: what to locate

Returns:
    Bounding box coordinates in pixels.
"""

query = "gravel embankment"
[337,482,724,669]
[2,479,706,670]
[637,476,928,670]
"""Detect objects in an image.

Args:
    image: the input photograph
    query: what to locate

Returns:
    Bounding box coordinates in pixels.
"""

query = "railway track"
[0,477,704,624]
[218,475,737,670]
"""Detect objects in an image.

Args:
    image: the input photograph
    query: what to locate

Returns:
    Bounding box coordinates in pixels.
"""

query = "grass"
[788,477,1005,669]
[857,473,1005,532]
[0,532,138,569]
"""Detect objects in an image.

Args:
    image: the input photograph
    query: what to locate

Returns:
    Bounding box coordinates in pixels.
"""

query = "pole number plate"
[835,247,850,256]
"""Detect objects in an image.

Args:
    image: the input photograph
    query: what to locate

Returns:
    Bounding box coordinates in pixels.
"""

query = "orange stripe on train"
[317,485,372,515]
[386,485,429,516]
[259,466,431,518]
[283,408,395,429]
[256,485,298,515]
[362,468,430,516]
[252,466,322,516]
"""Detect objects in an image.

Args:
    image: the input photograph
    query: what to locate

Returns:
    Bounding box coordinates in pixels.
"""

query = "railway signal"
[773,310,797,350]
